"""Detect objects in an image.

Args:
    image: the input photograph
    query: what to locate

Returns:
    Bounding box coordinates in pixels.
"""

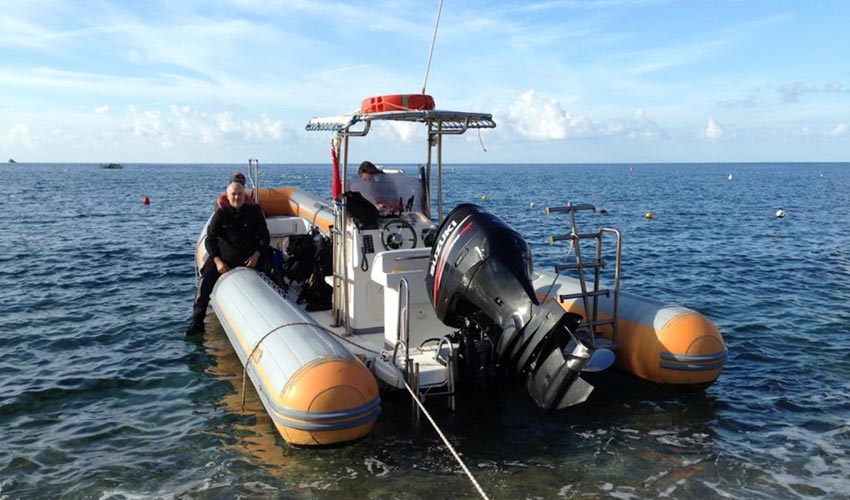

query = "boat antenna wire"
[421,0,444,94]
[402,379,491,500]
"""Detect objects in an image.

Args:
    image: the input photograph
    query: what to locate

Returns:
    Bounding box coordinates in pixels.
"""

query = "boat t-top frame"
[306,109,496,221]
[306,107,496,332]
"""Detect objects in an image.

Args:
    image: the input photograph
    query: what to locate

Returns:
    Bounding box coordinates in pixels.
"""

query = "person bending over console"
[355,161,402,214]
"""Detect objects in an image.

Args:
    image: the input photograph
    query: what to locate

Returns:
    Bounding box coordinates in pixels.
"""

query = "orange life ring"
[360,94,435,114]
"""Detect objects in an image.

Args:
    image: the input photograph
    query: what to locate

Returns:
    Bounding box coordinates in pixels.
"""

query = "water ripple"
[2,162,850,499]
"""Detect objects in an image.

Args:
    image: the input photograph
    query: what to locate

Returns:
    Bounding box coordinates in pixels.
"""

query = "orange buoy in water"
[142,196,150,205]
[360,94,435,114]
[644,212,653,220]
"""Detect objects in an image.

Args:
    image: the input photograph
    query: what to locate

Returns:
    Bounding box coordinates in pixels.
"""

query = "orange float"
[360,94,435,114]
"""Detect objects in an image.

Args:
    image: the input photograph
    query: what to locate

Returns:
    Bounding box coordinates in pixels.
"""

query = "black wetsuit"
[190,203,270,325]
[205,203,270,267]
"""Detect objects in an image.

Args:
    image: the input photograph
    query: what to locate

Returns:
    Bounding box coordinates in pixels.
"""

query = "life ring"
[360,94,435,114]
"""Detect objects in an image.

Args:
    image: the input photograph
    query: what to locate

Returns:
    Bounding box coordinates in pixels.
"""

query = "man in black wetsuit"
[186,180,270,335]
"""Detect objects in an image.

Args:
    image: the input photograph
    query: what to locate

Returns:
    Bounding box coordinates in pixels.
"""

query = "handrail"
[435,335,454,365]
[393,254,430,261]
[391,340,408,366]
[599,228,621,344]
[248,159,260,205]
[342,121,371,138]
[435,124,443,221]
[566,202,597,345]
[546,202,623,347]
[396,278,411,366]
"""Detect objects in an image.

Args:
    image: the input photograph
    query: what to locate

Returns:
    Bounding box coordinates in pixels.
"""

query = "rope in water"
[238,317,488,499]
[401,378,490,500]
[240,321,322,410]
[255,272,488,498]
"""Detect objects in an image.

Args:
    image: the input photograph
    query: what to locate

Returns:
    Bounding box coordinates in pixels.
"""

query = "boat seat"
[265,216,312,255]
[266,216,311,237]
[370,248,455,347]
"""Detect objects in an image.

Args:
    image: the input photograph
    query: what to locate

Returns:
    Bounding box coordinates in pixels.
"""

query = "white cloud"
[829,123,848,137]
[387,121,418,143]
[4,123,36,149]
[1,2,847,163]
[507,90,595,140]
[503,91,666,142]
[620,109,666,140]
[243,114,284,142]
[777,81,850,103]
[703,118,725,140]
[125,105,290,149]
[214,112,239,135]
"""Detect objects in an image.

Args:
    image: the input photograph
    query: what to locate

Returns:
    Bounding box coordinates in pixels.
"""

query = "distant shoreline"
[4,161,848,167]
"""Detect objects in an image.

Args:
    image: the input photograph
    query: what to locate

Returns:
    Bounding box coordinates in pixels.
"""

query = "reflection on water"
[199,309,731,499]
[202,318,296,470]
[3,162,850,499]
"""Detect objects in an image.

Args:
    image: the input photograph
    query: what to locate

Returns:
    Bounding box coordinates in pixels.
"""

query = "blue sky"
[1,0,848,164]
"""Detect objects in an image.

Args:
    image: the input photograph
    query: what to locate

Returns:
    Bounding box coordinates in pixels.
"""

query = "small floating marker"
[776,209,786,218]
[728,174,733,181]
[481,194,488,201]
[644,212,653,220]
[529,202,535,208]
[142,196,151,205]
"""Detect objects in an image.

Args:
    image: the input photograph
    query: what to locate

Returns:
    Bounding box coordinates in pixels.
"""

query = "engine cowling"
[426,204,607,410]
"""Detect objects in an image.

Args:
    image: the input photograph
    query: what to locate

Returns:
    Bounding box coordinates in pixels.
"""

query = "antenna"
[421,0,444,94]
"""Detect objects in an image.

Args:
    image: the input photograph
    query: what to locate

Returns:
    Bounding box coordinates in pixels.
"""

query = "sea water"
[2,162,849,499]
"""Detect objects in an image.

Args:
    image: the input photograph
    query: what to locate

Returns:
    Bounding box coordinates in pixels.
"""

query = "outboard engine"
[426,204,608,411]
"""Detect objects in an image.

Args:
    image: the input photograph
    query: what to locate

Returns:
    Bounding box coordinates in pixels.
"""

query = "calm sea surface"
[2,162,849,499]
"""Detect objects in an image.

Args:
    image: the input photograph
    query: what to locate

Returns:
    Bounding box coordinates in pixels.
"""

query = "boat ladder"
[392,277,458,423]
[546,201,622,346]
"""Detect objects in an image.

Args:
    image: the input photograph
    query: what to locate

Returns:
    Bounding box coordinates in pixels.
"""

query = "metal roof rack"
[306,109,496,132]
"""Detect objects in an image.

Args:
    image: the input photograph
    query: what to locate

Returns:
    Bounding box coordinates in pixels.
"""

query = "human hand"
[214,257,229,274]
[245,251,261,268]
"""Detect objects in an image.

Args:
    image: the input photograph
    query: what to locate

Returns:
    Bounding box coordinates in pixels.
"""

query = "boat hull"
[196,185,725,442]
[211,267,380,446]
[536,273,727,388]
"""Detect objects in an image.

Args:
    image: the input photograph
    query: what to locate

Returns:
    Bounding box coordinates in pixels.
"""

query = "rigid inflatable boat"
[193,96,727,446]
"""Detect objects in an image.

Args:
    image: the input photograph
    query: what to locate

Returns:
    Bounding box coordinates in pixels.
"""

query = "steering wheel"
[380,218,418,250]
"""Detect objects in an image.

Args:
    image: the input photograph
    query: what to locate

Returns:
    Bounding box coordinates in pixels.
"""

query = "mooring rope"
[247,272,488,498]
[401,379,490,500]
[241,321,321,410]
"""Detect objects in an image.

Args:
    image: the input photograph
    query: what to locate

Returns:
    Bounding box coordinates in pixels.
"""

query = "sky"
[1,0,849,164]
